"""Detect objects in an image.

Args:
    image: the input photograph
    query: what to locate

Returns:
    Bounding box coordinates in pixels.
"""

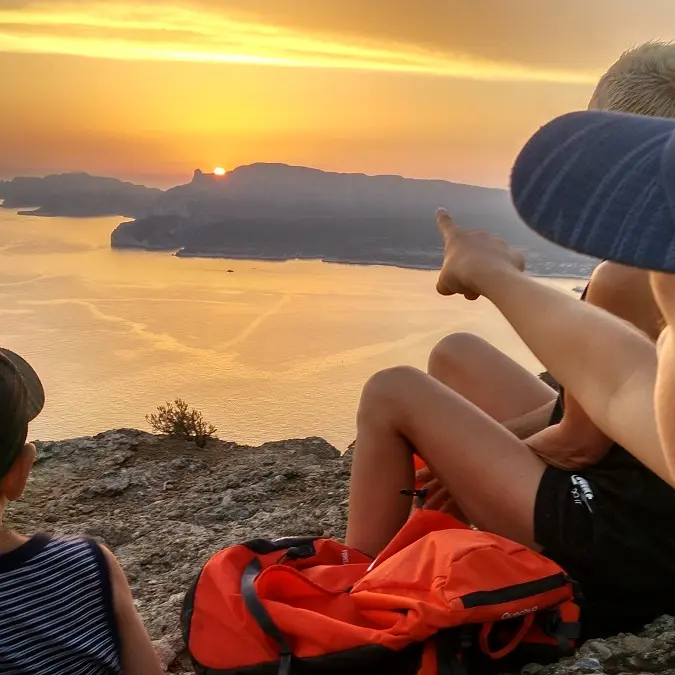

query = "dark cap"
[0,349,45,481]
[511,110,675,271]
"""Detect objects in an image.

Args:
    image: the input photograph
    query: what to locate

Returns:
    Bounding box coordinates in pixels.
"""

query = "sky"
[3,0,675,188]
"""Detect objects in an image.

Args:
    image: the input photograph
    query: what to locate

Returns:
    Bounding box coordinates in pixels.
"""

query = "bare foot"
[435,208,525,299]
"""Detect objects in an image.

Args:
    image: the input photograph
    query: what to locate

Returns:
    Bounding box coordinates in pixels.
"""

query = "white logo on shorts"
[570,475,594,513]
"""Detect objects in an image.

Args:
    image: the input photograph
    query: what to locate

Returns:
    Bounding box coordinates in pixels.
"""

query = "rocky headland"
[110,165,596,278]
[0,167,595,277]
[5,429,674,674]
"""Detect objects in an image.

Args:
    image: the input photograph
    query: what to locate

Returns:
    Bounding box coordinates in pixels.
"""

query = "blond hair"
[591,41,675,118]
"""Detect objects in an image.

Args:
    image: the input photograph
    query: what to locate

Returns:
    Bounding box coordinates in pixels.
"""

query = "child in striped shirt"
[0,348,162,674]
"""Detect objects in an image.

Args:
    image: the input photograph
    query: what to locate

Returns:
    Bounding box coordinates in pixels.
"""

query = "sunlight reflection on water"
[0,210,579,450]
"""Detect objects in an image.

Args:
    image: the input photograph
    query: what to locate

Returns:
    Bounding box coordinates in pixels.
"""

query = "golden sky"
[3,0,675,187]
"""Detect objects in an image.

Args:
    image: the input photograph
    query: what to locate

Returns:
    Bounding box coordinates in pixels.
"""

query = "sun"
[213,167,226,176]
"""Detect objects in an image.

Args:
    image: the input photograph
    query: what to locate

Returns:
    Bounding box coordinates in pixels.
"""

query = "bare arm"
[474,267,666,480]
[102,546,164,675]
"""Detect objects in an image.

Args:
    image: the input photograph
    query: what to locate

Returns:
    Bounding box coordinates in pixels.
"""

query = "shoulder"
[24,534,100,569]
[49,536,114,573]
[99,544,123,574]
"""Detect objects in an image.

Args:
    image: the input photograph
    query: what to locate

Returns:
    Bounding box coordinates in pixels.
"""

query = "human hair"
[591,41,675,118]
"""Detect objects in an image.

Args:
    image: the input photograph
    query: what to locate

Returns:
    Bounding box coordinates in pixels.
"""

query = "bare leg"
[346,366,547,557]
[421,333,556,519]
[427,333,557,422]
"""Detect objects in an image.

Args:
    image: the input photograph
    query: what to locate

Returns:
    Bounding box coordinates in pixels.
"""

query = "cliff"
[5,429,672,673]
[6,430,349,673]
[110,164,596,277]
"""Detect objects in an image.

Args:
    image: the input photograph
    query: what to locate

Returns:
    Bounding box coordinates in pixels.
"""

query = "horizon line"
[0,162,509,191]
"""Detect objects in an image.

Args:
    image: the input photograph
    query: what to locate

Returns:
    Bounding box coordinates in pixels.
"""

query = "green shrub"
[146,398,217,448]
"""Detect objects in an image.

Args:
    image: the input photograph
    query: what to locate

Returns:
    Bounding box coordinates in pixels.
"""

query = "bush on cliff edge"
[146,398,217,448]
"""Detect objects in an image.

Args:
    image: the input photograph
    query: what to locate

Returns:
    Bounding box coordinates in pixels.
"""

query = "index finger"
[436,208,458,238]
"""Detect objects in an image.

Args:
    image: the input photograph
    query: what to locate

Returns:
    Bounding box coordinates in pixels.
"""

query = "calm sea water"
[0,209,579,450]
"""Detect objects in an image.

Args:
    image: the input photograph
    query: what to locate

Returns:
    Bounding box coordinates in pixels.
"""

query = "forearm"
[473,267,666,478]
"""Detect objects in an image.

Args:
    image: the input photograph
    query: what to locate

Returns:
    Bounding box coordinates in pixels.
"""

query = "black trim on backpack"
[461,573,568,608]
[241,559,293,675]
[182,572,201,652]
[243,537,319,556]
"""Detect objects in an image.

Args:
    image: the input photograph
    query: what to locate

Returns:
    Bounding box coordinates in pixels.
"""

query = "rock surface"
[5,429,674,674]
[7,430,348,673]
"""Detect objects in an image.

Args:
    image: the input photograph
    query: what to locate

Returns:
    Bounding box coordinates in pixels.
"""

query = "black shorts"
[534,446,675,638]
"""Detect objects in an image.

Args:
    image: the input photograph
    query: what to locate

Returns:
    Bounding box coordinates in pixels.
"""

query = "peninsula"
[1,166,596,277]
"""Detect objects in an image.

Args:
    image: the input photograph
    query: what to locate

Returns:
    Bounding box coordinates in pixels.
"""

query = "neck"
[0,500,27,555]
[0,524,27,555]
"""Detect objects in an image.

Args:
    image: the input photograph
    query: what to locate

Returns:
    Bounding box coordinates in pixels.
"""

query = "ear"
[0,443,36,501]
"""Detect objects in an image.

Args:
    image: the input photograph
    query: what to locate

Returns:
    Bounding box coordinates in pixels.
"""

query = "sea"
[0,209,581,451]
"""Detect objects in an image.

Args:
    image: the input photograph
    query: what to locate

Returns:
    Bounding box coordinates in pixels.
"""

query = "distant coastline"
[2,204,592,279]
[172,248,591,279]
[174,248,443,270]
[17,208,63,217]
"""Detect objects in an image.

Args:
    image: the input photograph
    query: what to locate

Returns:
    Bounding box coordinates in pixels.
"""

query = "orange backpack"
[182,509,580,674]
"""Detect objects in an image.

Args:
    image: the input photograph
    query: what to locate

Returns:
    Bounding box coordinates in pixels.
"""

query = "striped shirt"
[0,534,122,674]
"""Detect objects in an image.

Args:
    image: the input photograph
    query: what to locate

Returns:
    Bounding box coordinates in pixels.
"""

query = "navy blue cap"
[511,110,675,271]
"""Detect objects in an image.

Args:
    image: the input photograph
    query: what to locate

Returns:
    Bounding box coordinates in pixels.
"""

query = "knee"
[427,332,488,376]
[358,366,425,418]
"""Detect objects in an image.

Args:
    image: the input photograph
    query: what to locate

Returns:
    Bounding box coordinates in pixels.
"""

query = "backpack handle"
[242,559,293,675]
[479,613,535,660]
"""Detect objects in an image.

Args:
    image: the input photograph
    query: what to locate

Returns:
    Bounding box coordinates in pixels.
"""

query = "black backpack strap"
[241,559,293,675]
[437,652,467,675]
[435,629,469,675]
[541,609,581,656]
[549,621,581,655]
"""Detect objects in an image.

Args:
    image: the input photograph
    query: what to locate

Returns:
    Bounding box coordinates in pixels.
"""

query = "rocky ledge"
[5,429,674,674]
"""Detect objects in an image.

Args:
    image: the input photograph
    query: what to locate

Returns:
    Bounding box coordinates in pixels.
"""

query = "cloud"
[0,0,605,84]
[213,0,675,71]
[2,0,675,84]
